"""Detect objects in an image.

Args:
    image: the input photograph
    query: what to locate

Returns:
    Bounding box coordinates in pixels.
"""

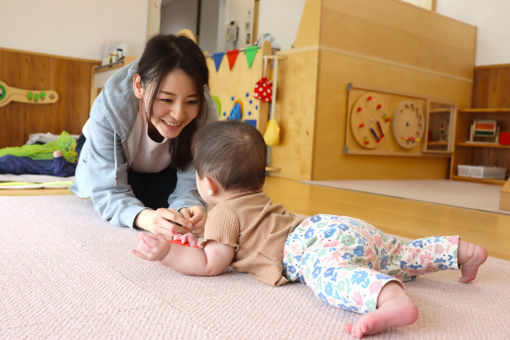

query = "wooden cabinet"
[450,108,510,185]
[423,101,457,154]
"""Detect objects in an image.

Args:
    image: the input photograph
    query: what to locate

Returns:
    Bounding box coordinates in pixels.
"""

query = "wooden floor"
[263,176,510,261]
[2,176,509,261]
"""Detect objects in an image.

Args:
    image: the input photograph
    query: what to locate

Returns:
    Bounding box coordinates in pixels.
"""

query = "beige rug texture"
[301,179,509,215]
[1,195,509,339]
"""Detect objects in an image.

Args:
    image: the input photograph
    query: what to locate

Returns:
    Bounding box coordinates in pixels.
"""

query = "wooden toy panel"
[349,92,391,149]
[392,100,425,149]
[0,48,99,148]
[345,84,427,156]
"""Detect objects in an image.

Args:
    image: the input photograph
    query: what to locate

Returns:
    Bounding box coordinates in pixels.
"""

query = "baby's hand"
[173,232,199,247]
[180,205,206,236]
[131,232,170,261]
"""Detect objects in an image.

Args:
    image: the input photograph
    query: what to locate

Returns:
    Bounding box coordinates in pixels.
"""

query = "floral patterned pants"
[282,214,459,313]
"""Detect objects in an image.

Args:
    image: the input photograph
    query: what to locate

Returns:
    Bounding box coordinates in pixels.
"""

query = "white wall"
[221,0,254,51]
[0,0,148,60]
[257,0,306,50]
[1,0,508,66]
[147,0,163,40]
[401,0,434,10]
[436,0,510,66]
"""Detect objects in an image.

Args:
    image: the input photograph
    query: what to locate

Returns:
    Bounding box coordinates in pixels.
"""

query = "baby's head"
[192,120,267,195]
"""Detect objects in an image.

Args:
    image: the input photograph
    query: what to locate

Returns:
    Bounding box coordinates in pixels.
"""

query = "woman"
[71,34,217,237]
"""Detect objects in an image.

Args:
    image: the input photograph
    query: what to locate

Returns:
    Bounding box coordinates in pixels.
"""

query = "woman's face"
[136,68,200,140]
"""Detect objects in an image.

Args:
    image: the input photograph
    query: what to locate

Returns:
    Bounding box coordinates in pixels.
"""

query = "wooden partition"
[0,48,99,148]
[269,0,476,180]
[471,64,510,108]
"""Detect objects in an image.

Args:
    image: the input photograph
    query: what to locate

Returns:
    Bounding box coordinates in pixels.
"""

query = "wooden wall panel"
[310,50,470,180]
[268,0,476,181]
[0,48,99,148]
[268,49,319,180]
[293,0,323,48]
[320,0,476,79]
[471,64,510,108]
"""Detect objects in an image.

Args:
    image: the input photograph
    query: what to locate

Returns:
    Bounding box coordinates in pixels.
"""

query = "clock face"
[392,100,425,149]
[350,92,391,149]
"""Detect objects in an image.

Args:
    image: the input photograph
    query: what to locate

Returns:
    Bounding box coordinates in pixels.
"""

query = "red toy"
[168,239,200,248]
[253,77,273,102]
[500,132,510,145]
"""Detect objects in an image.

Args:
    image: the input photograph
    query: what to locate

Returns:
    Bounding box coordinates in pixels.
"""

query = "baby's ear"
[205,176,220,196]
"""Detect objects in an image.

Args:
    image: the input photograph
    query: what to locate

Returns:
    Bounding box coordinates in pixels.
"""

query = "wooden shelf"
[456,142,510,149]
[423,101,456,154]
[265,166,281,172]
[458,108,510,114]
[92,62,125,74]
[429,108,451,114]
[92,56,137,74]
[451,175,506,186]
[450,107,510,185]
[90,56,137,109]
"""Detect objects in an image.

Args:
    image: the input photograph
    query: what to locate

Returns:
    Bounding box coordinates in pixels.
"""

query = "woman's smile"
[138,68,200,141]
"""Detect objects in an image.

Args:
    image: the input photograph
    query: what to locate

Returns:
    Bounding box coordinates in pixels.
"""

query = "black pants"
[76,134,177,210]
[128,166,177,209]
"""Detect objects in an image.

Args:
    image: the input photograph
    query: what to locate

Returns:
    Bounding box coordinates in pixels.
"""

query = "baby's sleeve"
[201,205,240,249]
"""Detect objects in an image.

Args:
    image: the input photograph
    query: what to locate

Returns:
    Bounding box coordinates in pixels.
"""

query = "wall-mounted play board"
[205,40,273,133]
[345,83,428,156]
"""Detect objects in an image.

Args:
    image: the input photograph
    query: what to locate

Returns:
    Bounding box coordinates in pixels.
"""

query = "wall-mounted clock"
[350,92,391,149]
[392,100,425,149]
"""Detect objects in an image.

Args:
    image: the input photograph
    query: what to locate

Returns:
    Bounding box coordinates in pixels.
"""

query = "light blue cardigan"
[70,60,217,227]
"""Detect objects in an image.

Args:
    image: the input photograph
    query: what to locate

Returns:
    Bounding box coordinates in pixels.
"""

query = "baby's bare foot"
[344,299,418,338]
[458,241,488,283]
[344,282,418,338]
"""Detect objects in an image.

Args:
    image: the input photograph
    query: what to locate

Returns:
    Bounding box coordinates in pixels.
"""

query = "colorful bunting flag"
[226,49,240,70]
[244,45,258,68]
[212,52,225,72]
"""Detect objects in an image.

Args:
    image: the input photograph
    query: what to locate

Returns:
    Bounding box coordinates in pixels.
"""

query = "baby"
[132,120,487,338]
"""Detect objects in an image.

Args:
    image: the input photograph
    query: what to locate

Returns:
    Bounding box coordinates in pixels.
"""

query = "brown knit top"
[201,191,306,286]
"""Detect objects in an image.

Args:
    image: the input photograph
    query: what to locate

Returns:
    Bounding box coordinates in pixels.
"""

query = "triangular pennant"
[226,49,240,70]
[212,52,225,72]
[244,45,258,68]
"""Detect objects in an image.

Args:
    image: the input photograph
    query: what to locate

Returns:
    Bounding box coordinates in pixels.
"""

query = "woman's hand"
[134,208,192,237]
[131,232,170,261]
[180,205,207,236]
